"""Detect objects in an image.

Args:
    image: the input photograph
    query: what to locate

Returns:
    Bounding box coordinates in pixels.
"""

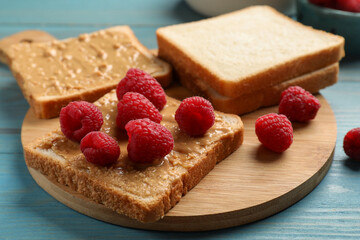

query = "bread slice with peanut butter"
[23,90,244,222]
[7,26,172,119]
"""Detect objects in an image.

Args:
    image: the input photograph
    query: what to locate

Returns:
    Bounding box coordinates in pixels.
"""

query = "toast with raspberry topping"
[7,26,172,119]
[23,90,244,223]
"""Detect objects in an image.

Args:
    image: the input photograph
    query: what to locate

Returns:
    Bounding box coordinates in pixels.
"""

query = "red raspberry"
[255,113,293,153]
[175,96,215,137]
[343,128,360,161]
[80,131,120,166]
[116,92,162,129]
[336,0,360,12]
[125,118,174,163]
[116,68,167,110]
[279,86,321,122]
[60,101,103,142]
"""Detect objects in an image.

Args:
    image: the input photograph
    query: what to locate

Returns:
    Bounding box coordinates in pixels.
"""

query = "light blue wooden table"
[0,1,359,239]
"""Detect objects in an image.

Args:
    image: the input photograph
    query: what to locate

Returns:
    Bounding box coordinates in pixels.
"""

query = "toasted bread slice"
[157,6,344,98]
[0,30,56,64]
[178,63,339,115]
[23,90,244,222]
[7,26,172,119]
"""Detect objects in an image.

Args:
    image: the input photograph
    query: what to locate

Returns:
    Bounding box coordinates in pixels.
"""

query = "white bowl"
[185,0,295,16]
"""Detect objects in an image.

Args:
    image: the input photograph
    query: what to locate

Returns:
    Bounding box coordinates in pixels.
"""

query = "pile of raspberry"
[255,86,321,153]
[255,86,360,161]
[60,68,215,165]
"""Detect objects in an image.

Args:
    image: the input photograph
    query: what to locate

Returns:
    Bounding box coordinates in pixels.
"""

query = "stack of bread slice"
[157,6,344,115]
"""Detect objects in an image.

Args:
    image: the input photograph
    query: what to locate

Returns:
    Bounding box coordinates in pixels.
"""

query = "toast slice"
[7,26,172,119]
[178,63,339,115]
[0,30,56,64]
[23,90,244,223]
[157,5,344,98]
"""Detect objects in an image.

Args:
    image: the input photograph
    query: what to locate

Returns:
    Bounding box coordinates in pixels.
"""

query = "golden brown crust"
[14,73,171,119]
[24,144,179,222]
[182,120,243,193]
[158,32,343,99]
[29,84,117,119]
[8,26,172,119]
[176,63,338,115]
[23,130,184,222]
[156,6,344,98]
[23,98,244,223]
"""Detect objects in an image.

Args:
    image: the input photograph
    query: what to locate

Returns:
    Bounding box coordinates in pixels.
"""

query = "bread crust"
[0,30,57,64]
[157,6,344,98]
[181,123,243,193]
[8,26,172,119]
[176,63,338,115]
[24,137,184,222]
[23,95,244,223]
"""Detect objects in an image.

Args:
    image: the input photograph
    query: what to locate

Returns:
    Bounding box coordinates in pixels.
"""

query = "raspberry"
[175,96,215,137]
[60,101,103,142]
[255,113,293,153]
[279,86,321,122]
[336,0,360,12]
[343,128,360,161]
[116,92,162,129]
[80,131,120,166]
[125,118,174,163]
[116,68,166,110]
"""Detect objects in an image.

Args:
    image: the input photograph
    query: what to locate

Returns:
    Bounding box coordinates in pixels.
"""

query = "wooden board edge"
[26,146,334,232]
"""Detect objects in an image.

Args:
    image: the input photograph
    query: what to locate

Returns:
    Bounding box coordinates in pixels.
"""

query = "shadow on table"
[343,158,360,172]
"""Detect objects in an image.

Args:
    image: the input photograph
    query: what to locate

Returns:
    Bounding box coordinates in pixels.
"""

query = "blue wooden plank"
[321,81,360,146]
[0,0,360,238]
[339,61,360,81]
[0,152,359,239]
[0,24,171,56]
[0,133,22,153]
[0,65,28,129]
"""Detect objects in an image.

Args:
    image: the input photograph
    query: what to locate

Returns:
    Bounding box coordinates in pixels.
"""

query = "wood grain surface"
[1,0,360,238]
[21,92,336,231]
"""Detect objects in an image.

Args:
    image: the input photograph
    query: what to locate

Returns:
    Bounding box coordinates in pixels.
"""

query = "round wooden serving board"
[21,92,336,232]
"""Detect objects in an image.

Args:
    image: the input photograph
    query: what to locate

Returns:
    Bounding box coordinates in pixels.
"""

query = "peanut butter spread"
[35,92,237,198]
[8,27,164,99]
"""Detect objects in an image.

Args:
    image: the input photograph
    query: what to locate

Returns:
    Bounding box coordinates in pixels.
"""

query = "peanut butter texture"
[36,92,236,199]
[7,28,163,99]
